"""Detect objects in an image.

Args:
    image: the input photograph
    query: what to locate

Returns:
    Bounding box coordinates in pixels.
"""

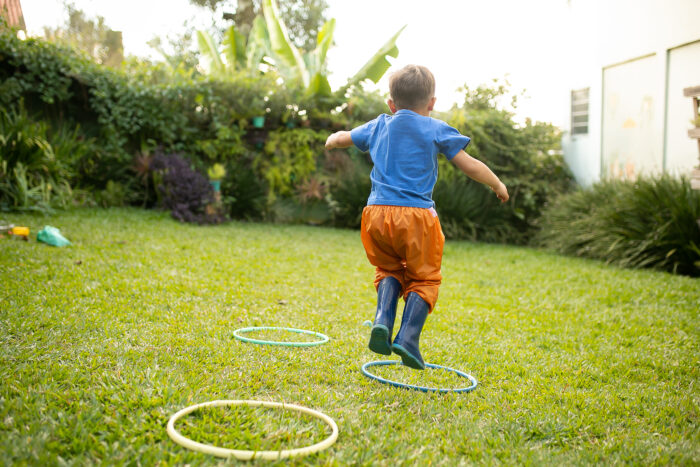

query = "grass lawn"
[1,208,698,465]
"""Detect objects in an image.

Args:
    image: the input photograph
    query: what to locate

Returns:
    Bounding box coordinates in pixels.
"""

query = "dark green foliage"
[0,28,188,167]
[261,128,325,197]
[0,28,290,161]
[433,178,513,242]
[221,154,268,220]
[93,180,134,208]
[0,105,90,211]
[328,164,371,229]
[535,175,700,276]
[0,28,73,106]
[0,29,332,216]
[344,84,389,127]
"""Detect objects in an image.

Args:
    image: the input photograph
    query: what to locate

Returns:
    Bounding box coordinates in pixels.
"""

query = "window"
[571,88,589,135]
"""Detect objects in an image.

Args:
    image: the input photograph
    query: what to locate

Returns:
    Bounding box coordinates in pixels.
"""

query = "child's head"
[388,65,436,111]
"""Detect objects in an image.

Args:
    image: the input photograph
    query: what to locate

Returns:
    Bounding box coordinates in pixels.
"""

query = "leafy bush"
[433,178,513,242]
[221,154,268,220]
[150,152,223,224]
[95,180,134,207]
[0,29,321,155]
[535,175,700,276]
[327,163,372,229]
[438,83,575,243]
[260,128,325,199]
[0,30,575,235]
[0,105,89,211]
[0,30,336,204]
[342,85,389,127]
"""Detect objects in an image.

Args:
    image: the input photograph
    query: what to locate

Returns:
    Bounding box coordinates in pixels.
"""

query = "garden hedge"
[2,25,578,248]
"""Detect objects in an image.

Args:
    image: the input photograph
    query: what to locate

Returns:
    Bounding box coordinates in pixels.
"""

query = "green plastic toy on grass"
[37,226,71,247]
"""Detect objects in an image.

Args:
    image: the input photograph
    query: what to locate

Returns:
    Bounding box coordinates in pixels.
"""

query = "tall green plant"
[196,29,225,75]
[197,19,269,77]
[262,0,405,98]
[340,25,406,93]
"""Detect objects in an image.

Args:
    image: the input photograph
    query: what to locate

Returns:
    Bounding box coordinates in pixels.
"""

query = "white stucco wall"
[561,0,700,185]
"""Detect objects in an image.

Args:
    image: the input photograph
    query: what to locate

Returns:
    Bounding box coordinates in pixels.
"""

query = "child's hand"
[325,133,337,150]
[492,182,509,203]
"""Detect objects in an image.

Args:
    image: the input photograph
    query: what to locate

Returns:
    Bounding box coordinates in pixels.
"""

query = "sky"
[20,0,576,127]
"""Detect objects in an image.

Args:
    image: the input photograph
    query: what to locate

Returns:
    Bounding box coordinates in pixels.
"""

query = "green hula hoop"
[167,399,338,460]
[361,360,478,393]
[233,326,330,347]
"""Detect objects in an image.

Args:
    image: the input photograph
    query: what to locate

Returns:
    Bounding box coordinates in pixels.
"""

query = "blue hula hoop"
[233,326,330,347]
[361,360,478,393]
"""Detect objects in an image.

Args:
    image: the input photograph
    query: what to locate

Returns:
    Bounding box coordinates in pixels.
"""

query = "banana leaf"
[346,25,406,87]
[197,30,224,76]
[262,0,308,86]
[309,18,335,76]
[307,72,332,97]
[246,15,271,70]
[222,25,247,70]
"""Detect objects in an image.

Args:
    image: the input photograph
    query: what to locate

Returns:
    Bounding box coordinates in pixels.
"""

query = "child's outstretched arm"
[325,131,354,150]
[451,150,509,202]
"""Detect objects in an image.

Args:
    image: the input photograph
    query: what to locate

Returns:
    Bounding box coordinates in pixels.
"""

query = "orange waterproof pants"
[361,205,445,312]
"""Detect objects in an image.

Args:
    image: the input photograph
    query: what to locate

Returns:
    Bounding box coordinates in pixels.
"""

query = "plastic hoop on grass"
[167,399,338,460]
[361,360,478,393]
[233,326,329,347]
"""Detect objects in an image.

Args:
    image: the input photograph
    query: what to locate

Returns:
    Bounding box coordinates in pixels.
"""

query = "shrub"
[438,83,575,243]
[95,180,134,208]
[327,163,372,229]
[535,174,700,276]
[221,153,268,220]
[150,151,223,224]
[0,105,89,211]
[433,178,513,242]
[260,128,325,199]
[343,85,389,127]
[0,30,294,179]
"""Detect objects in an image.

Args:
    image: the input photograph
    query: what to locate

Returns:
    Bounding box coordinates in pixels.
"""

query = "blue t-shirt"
[350,109,470,208]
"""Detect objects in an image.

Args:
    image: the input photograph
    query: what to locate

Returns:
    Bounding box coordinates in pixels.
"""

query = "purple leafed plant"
[150,151,224,224]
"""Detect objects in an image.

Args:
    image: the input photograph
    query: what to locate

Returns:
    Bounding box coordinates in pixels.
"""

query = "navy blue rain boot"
[368,276,401,355]
[391,292,429,370]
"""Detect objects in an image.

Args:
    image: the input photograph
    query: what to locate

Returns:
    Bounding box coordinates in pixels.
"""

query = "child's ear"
[427,97,436,111]
[387,99,397,114]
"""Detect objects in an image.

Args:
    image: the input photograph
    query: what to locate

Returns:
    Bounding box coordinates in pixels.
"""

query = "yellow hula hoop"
[166,399,339,460]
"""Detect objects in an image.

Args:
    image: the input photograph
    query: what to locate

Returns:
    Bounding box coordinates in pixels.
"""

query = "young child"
[325,65,509,370]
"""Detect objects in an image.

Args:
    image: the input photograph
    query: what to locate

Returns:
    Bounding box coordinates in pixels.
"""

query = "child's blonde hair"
[388,65,435,110]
